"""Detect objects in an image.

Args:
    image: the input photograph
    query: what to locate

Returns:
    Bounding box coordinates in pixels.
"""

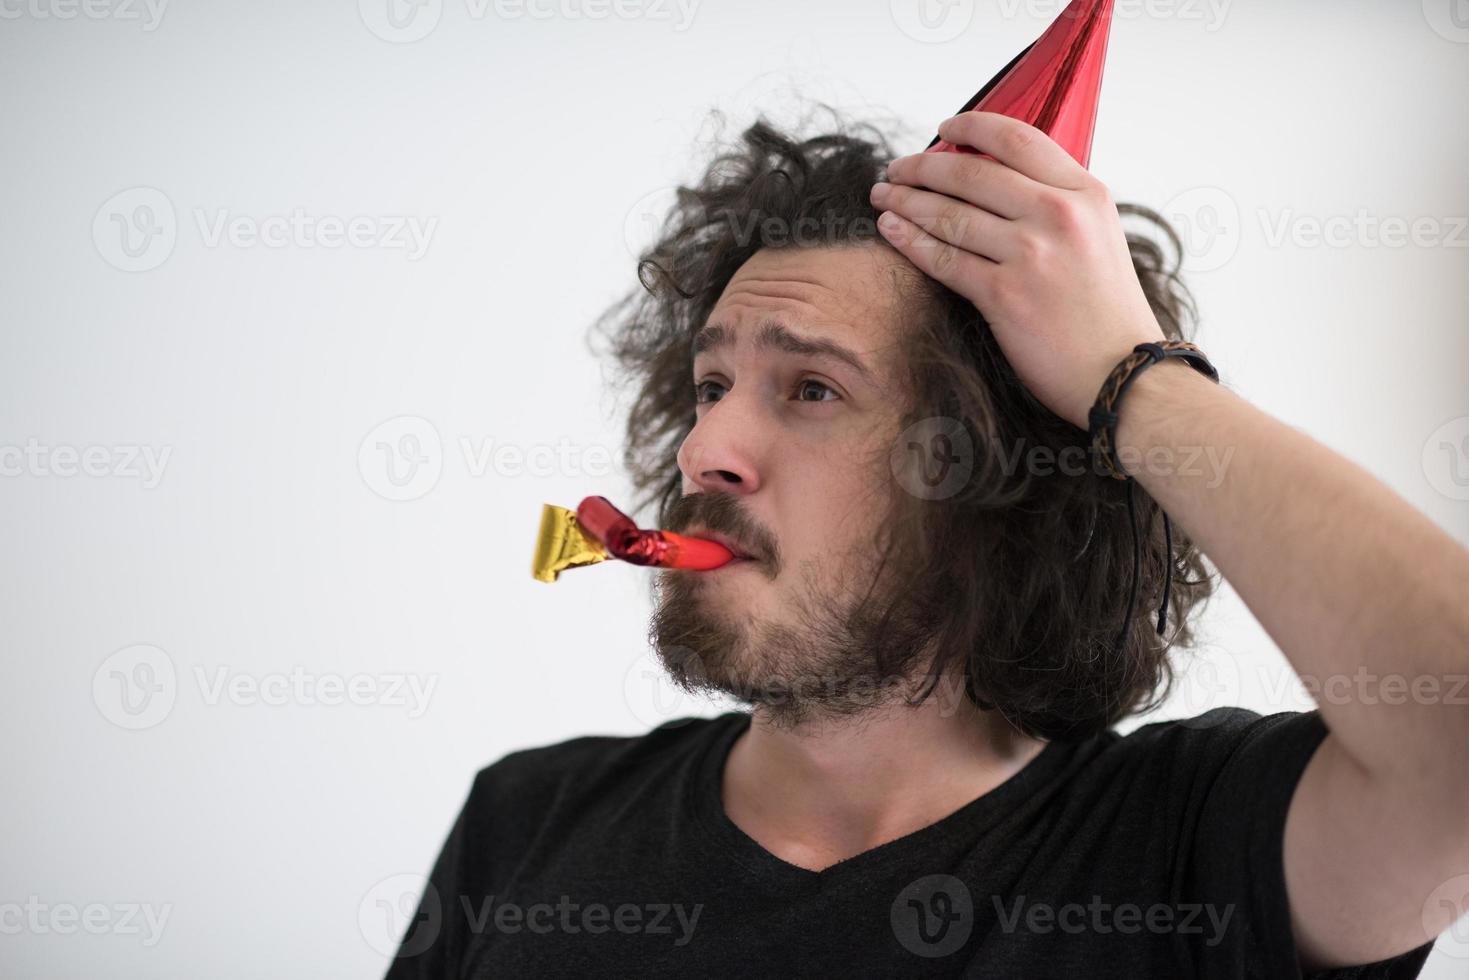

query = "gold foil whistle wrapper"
[532,497,737,583]
[531,504,609,583]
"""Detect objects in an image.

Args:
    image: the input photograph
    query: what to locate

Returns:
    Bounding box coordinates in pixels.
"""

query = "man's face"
[653,243,930,721]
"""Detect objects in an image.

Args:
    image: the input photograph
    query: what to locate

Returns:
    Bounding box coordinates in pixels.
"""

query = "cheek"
[776,449,892,563]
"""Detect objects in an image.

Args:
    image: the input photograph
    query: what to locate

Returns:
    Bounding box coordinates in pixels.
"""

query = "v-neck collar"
[688,711,1078,888]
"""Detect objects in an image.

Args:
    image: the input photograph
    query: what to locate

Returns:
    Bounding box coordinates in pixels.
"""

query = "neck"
[720,683,1047,872]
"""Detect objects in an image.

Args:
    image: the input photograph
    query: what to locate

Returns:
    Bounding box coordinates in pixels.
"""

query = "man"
[383,103,1468,976]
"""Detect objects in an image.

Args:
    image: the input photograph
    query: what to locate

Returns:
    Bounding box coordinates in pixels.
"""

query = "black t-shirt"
[385,707,1435,979]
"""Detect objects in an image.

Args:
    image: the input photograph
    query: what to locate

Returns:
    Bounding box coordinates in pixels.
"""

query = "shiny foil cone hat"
[532,496,735,583]
[531,1,1115,583]
[925,0,1115,169]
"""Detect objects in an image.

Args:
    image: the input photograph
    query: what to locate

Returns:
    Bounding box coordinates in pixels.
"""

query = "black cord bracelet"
[1086,341,1220,654]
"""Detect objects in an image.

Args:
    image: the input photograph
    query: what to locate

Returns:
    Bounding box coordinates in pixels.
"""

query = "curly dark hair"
[593,107,1218,740]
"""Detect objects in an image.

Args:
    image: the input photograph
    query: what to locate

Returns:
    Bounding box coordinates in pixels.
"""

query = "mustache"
[663,492,781,574]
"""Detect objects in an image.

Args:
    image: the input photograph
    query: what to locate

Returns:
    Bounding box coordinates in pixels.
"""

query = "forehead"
[706,245,915,352]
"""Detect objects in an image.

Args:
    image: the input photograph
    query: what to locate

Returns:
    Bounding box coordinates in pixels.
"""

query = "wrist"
[1112,358,1213,476]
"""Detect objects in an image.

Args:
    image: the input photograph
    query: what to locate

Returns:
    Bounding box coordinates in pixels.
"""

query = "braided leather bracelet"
[1086,341,1220,649]
[1088,341,1219,481]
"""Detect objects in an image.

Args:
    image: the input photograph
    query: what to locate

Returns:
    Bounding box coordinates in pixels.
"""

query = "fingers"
[875,209,997,305]
[936,111,1092,191]
[884,150,1036,221]
[868,182,1018,262]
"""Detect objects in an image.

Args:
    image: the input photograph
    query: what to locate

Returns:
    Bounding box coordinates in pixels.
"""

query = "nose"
[676,398,764,496]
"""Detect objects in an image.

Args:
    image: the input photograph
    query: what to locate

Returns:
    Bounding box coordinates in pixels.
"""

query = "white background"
[2,0,1467,976]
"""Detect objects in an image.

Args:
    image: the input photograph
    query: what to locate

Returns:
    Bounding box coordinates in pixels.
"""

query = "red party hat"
[925,0,1116,169]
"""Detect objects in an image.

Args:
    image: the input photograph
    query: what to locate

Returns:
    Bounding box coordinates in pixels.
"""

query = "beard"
[650,491,937,728]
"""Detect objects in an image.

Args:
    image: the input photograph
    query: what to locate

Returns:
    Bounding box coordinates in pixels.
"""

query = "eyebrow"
[692,320,876,383]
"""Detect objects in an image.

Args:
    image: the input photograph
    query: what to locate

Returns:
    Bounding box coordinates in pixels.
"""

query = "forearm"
[1113,359,1469,777]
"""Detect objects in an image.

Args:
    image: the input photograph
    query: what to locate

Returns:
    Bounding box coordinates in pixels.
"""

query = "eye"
[795,378,839,403]
[694,379,727,404]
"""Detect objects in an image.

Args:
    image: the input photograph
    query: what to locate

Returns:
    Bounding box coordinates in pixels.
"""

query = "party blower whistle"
[532,496,735,583]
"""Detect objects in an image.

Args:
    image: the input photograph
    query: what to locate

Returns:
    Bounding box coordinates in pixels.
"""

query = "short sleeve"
[1182,708,1435,980]
[383,774,483,980]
